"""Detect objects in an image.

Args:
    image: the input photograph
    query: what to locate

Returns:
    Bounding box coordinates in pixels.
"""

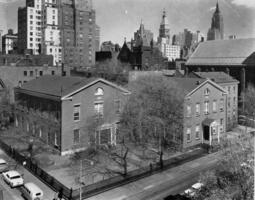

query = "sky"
[0,0,254,45]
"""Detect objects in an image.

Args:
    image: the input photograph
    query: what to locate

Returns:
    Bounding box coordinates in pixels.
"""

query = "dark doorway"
[203,125,210,140]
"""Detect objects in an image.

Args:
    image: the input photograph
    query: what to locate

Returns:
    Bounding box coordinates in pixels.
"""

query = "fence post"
[69,188,73,200]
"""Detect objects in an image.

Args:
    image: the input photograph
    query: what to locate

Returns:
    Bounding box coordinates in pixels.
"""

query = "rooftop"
[191,71,239,84]
[186,38,255,66]
[19,75,95,97]
[17,75,131,99]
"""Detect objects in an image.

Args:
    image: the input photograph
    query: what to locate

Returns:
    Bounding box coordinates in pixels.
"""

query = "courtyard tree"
[241,83,255,126]
[0,87,13,128]
[119,75,185,166]
[195,135,254,200]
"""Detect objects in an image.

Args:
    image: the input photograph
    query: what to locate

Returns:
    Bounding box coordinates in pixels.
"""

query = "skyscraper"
[18,0,62,66]
[0,30,3,53]
[207,1,224,41]
[133,21,154,47]
[157,10,180,61]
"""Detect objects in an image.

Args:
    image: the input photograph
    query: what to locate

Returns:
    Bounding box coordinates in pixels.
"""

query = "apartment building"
[14,76,131,155]
[18,0,62,65]
[2,29,18,54]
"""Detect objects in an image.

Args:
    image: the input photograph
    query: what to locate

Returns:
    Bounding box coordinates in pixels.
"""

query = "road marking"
[113,195,127,200]
[144,184,154,190]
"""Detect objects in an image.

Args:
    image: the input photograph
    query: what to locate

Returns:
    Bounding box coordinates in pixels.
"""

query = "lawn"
[0,127,181,190]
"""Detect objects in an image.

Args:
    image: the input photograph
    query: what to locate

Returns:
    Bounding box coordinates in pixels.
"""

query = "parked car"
[2,170,24,188]
[0,158,8,173]
[21,182,44,200]
[184,182,204,197]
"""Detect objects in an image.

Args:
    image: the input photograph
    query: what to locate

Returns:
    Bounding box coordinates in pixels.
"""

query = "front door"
[203,125,210,140]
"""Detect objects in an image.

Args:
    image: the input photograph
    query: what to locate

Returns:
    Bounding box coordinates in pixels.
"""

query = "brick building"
[14,76,130,155]
[0,54,53,66]
[167,78,227,149]
[0,65,66,102]
[189,72,239,130]
[60,0,99,69]
[185,38,255,95]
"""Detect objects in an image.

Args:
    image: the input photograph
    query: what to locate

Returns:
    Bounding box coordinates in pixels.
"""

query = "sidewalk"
[0,149,56,200]
[85,152,220,200]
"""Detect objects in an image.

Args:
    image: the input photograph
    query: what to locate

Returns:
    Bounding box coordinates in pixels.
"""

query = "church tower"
[207,1,224,40]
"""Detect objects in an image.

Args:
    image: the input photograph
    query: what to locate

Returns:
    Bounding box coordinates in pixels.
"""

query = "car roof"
[24,182,43,193]
[192,182,203,190]
[6,170,21,177]
[0,159,7,164]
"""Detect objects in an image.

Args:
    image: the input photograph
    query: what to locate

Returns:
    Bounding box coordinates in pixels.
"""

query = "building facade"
[168,78,227,149]
[2,29,18,54]
[133,22,154,47]
[14,76,130,155]
[18,0,62,66]
[207,2,224,41]
[0,30,3,53]
[185,38,255,95]
[157,11,181,61]
[0,65,66,102]
[60,0,98,70]
[189,72,239,131]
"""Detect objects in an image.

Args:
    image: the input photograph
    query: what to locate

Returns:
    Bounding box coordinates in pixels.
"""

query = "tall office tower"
[207,1,224,41]
[60,0,97,70]
[157,10,180,61]
[0,30,3,53]
[18,0,62,66]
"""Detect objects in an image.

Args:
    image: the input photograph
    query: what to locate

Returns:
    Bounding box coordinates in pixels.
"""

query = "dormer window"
[204,88,210,96]
[95,88,104,96]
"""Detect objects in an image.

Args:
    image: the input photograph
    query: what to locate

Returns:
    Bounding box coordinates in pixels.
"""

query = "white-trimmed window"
[204,101,209,115]
[204,88,210,96]
[220,99,224,112]
[73,129,80,144]
[213,100,217,112]
[195,103,200,116]
[54,132,58,146]
[95,88,104,96]
[115,99,121,114]
[195,125,200,139]
[187,128,191,142]
[73,104,80,121]
[187,105,191,117]
[94,102,103,117]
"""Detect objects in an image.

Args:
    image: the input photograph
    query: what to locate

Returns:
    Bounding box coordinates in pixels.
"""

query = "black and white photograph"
[0,0,254,199]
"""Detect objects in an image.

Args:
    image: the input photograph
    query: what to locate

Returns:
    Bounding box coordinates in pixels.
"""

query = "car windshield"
[36,193,41,196]
[10,175,21,179]
[0,163,6,165]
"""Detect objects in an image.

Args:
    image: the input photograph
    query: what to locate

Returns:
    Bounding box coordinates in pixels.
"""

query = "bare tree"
[196,135,254,200]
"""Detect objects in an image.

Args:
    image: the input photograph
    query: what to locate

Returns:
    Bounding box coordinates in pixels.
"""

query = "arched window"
[204,88,210,96]
[95,88,104,96]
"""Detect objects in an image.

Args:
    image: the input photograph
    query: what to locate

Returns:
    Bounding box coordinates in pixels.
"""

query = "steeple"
[215,1,220,13]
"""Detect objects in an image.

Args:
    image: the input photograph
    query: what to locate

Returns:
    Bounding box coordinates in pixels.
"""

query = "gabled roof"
[191,71,239,84]
[186,38,255,66]
[165,77,227,98]
[17,76,131,100]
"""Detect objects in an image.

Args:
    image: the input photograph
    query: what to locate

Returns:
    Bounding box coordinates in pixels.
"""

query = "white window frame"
[73,104,81,121]
[187,128,191,142]
[195,125,200,139]
[95,88,104,96]
[187,105,191,117]
[94,101,104,117]
[213,100,217,112]
[204,101,209,115]
[195,103,200,116]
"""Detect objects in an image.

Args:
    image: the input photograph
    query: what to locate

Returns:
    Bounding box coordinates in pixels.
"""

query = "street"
[86,152,220,200]
[0,149,56,200]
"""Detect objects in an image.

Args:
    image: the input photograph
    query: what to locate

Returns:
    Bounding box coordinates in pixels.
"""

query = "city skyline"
[0,0,254,45]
